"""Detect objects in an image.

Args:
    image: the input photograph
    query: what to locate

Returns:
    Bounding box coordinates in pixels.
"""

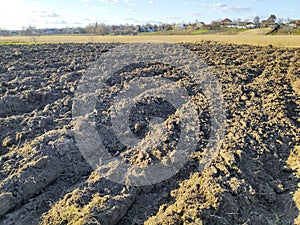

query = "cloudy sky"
[0,0,298,30]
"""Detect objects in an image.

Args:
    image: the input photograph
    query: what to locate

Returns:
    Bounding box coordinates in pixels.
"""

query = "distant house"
[261,20,277,28]
[228,23,238,28]
[195,22,206,29]
[175,23,187,30]
[219,18,233,28]
[236,23,247,29]
[220,18,232,26]
[246,22,256,28]
[136,25,148,32]
[288,20,300,28]
[261,20,268,27]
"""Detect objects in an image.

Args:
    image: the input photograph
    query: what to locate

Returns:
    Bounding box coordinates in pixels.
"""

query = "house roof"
[220,18,232,23]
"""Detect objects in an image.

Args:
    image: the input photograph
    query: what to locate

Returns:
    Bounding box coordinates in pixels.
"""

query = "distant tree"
[210,21,219,29]
[85,23,97,42]
[145,23,153,32]
[277,18,284,24]
[172,23,176,31]
[20,26,36,36]
[20,26,38,42]
[164,23,173,31]
[268,14,277,23]
[86,23,96,35]
[253,16,260,25]
[0,28,9,36]
[96,23,111,35]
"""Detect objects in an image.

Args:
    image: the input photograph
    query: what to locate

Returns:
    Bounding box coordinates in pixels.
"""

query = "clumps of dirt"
[94,61,209,171]
[0,42,299,225]
[0,43,113,224]
[287,146,300,224]
[145,168,223,225]
[40,171,137,225]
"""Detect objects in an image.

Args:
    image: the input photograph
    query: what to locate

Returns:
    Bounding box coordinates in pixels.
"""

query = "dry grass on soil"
[1,33,300,48]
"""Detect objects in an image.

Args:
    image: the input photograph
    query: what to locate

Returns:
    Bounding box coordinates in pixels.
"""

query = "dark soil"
[0,42,299,225]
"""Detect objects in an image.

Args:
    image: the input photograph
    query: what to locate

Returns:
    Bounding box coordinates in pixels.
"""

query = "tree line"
[0,14,299,36]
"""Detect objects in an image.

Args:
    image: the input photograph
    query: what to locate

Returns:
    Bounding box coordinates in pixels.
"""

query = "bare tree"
[268,14,277,23]
[20,26,38,43]
[277,18,284,24]
[210,21,219,29]
[0,29,10,36]
[253,16,260,26]
[85,23,97,41]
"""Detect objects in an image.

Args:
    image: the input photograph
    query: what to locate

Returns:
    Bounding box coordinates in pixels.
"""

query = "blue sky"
[0,0,299,30]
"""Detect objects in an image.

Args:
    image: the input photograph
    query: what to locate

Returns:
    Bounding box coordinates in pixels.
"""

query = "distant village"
[0,15,299,36]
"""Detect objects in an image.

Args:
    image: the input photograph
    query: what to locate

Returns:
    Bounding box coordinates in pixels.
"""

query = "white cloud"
[124,0,137,6]
[40,12,61,18]
[45,20,68,25]
[123,17,134,20]
[84,5,109,10]
[124,8,136,12]
[81,0,91,2]
[149,0,156,4]
[239,13,258,21]
[183,1,197,5]
[0,0,26,29]
[99,0,119,3]
[205,3,226,9]
[203,2,250,13]
[165,16,182,20]
[192,12,201,16]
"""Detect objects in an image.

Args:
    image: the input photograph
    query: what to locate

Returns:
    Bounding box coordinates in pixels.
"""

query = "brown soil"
[0,42,299,225]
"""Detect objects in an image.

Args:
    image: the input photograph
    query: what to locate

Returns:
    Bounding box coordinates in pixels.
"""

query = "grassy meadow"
[0,30,300,48]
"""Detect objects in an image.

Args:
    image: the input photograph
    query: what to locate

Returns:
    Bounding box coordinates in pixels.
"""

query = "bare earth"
[0,41,299,225]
